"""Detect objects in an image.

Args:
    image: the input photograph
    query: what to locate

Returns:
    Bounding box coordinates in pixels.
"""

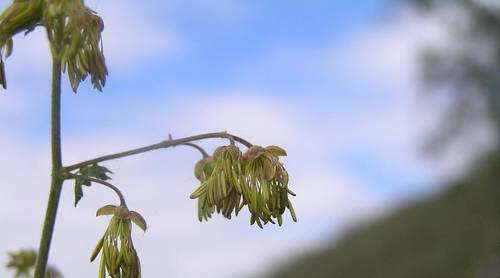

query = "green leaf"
[74,182,84,207]
[78,163,114,181]
[75,176,91,187]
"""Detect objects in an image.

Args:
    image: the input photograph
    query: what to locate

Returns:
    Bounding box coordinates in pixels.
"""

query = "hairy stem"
[67,173,127,206]
[34,54,63,277]
[65,132,253,171]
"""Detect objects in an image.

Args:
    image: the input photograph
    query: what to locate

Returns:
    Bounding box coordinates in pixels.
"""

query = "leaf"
[130,211,147,231]
[78,163,113,181]
[74,182,84,207]
[76,176,91,187]
[90,164,113,180]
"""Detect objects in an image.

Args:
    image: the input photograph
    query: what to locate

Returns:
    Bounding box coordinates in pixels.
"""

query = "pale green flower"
[191,145,244,221]
[6,249,62,278]
[90,205,147,278]
[242,145,296,227]
[0,0,107,91]
[190,144,297,228]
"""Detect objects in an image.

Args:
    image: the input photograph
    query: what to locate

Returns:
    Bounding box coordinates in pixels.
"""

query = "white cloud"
[0,89,26,115]
[89,1,181,71]
[317,7,497,185]
[0,1,182,119]
[7,29,51,73]
[328,8,452,89]
[0,1,180,78]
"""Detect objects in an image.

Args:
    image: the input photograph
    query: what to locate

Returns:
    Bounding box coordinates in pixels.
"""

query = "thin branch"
[181,142,209,158]
[65,131,253,171]
[67,173,127,206]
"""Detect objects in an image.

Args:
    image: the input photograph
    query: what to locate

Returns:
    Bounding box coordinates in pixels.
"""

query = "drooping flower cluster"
[51,1,108,92]
[5,249,36,277]
[190,145,296,228]
[191,145,243,221]
[90,205,147,278]
[242,145,296,227]
[0,0,107,91]
[0,0,42,89]
[6,249,63,278]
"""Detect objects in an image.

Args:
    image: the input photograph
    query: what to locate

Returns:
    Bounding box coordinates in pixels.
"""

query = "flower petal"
[266,145,287,156]
[130,211,147,231]
[96,205,116,217]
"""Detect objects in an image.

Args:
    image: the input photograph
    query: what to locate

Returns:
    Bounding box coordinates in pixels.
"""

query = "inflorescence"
[191,145,297,228]
[0,0,107,91]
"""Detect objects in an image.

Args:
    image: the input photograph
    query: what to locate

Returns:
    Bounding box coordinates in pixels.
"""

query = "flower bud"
[194,156,215,182]
[190,144,297,228]
[91,204,147,277]
[190,145,245,221]
[241,145,296,227]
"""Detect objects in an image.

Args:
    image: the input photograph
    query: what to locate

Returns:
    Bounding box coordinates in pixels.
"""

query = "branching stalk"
[65,132,253,171]
[67,173,127,206]
[182,142,209,158]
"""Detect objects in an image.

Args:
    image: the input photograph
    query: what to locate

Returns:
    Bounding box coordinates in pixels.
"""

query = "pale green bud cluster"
[90,205,147,278]
[55,1,107,92]
[0,0,107,91]
[6,249,62,278]
[243,145,296,227]
[6,249,37,277]
[0,0,43,89]
[191,145,297,228]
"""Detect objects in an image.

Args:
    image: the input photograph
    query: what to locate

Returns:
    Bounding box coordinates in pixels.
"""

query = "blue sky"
[0,1,493,277]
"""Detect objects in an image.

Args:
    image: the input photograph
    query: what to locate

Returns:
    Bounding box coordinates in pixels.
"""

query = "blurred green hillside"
[270,152,500,278]
[270,1,500,277]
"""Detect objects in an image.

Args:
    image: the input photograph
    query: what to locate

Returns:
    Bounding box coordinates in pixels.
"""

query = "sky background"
[0,1,495,277]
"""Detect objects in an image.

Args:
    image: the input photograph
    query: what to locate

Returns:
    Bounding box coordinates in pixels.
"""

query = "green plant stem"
[182,142,209,158]
[67,173,127,206]
[33,54,63,278]
[65,132,253,171]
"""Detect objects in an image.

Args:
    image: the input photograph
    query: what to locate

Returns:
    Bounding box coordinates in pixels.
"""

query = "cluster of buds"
[190,145,297,228]
[6,249,62,278]
[5,249,37,277]
[191,146,244,221]
[90,205,147,278]
[0,0,107,91]
[0,0,43,89]
[43,0,108,92]
[243,146,296,227]
[55,1,107,91]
